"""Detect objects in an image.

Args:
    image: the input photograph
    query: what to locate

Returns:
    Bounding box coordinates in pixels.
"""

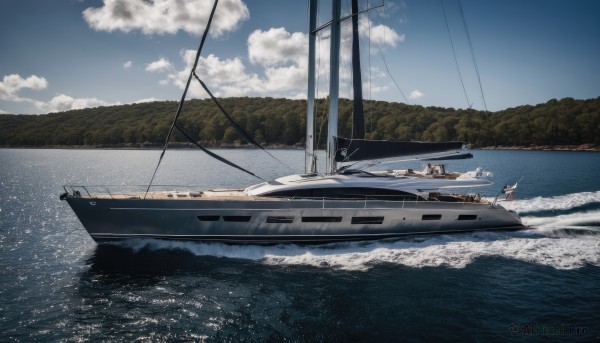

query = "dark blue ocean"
[1,148,599,342]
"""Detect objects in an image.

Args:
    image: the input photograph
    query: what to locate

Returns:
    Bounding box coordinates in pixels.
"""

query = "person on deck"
[424,163,433,175]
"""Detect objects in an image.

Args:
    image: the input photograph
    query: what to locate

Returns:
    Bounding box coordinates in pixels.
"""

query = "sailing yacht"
[61,0,525,243]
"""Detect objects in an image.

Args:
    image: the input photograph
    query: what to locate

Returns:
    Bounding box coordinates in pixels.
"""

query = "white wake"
[499,190,600,213]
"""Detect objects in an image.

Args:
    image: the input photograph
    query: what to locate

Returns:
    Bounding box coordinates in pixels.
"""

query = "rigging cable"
[458,0,488,111]
[174,124,263,180]
[192,73,294,173]
[370,2,407,103]
[144,0,269,197]
[377,44,408,103]
[441,0,471,108]
[192,71,294,171]
[376,1,408,104]
[144,0,220,198]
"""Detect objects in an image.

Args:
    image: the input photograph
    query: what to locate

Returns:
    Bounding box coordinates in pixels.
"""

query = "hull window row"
[199,214,476,223]
[422,214,442,220]
[197,216,252,222]
[197,216,220,221]
[422,214,479,221]
[224,216,252,222]
[198,215,379,224]
[351,217,384,224]
[267,216,295,223]
[302,217,342,223]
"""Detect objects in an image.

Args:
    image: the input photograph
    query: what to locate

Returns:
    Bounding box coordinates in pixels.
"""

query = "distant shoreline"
[481,144,599,152]
[0,143,304,150]
[1,143,598,152]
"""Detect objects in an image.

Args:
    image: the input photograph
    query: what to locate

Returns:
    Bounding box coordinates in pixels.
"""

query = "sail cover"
[334,137,467,162]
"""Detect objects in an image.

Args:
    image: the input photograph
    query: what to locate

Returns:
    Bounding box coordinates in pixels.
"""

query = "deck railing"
[62,185,206,200]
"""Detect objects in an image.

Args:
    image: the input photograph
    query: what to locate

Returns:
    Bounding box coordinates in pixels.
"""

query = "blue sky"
[1,0,599,115]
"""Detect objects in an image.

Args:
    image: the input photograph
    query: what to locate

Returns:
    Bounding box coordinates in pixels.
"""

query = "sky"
[1,0,599,115]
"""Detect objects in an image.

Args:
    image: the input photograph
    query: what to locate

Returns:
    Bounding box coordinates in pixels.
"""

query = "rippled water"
[1,148,599,341]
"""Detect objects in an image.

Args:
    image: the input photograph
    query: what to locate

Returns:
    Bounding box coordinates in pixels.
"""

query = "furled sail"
[334,137,470,162]
[351,0,364,139]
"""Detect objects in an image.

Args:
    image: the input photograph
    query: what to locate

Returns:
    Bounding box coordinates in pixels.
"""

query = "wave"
[522,210,600,229]
[112,228,600,272]
[499,190,600,213]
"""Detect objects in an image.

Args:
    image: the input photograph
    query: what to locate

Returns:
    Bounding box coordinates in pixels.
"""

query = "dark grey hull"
[65,197,525,244]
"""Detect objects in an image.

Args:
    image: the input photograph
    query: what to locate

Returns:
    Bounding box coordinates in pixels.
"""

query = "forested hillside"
[1,96,598,148]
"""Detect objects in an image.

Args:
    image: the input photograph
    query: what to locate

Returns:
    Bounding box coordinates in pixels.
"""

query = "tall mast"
[305,0,318,174]
[351,0,365,139]
[326,0,341,174]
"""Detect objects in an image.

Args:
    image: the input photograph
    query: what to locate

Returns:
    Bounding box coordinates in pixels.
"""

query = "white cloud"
[0,74,48,102]
[133,97,161,103]
[263,63,306,92]
[123,60,132,69]
[248,28,307,66]
[159,36,310,99]
[44,94,119,113]
[189,52,264,97]
[82,0,249,36]
[358,17,403,47]
[142,12,402,101]
[0,74,148,114]
[409,90,424,100]
[330,17,402,87]
[0,75,115,113]
[146,58,172,73]
[153,21,400,101]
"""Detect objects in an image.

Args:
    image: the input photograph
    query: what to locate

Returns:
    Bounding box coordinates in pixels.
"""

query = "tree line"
[0,96,598,148]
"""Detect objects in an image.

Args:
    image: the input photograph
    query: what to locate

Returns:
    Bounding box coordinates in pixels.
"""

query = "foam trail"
[499,191,600,213]
[114,239,300,260]
[262,234,600,271]
[522,210,600,229]
[113,231,600,272]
